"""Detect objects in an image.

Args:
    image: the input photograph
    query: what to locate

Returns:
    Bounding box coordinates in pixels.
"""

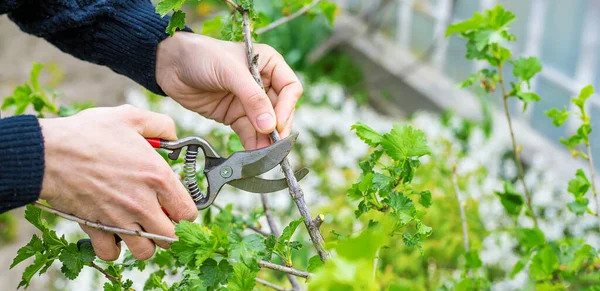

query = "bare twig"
[240,9,328,261]
[261,195,281,237]
[313,214,324,229]
[90,261,120,284]
[255,0,322,35]
[586,144,600,216]
[258,261,311,278]
[452,165,472,277]
[256,278,291,291]
[497,63,539,227]
[261,195,302,290]
[33,201,176,244]
[32,202,311,278]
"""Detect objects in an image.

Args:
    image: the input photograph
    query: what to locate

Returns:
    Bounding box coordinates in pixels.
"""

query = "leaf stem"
[586,143,600,217]
[32,202,312,278]
[255,0,322,35]
[240,9,328,261]
[497,62,539,228]
[90,261,120,284]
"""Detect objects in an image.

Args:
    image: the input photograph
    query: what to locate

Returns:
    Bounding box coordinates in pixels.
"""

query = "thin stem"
[32,202,311,278]
[261,195,302,290]
[240,9,328,261]
[586,143,600,217]
[452,165,472,278]
[497,63,539,228]
[33,201,176,244]
[90,261,120,284]
[255,0,322,35]
[256,278,291,291]
[258,261,311,278]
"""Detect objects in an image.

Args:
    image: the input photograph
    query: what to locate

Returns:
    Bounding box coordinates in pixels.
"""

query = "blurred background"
[1,0,600,290]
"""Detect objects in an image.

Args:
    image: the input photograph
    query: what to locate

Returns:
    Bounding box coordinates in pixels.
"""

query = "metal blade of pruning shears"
[227,167,309,193]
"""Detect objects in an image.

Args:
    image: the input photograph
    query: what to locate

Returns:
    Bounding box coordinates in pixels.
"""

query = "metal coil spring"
[183,146,203,202]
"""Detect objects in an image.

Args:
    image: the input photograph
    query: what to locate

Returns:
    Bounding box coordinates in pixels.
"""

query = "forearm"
[0,115,44,214]
[4,0,191,95]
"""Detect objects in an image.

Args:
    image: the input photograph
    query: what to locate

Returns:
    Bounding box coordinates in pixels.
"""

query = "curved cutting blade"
[222,132,298,179]
[227,168,309,193]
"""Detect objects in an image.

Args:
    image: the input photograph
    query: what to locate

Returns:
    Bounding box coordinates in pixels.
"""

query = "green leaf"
[568,169,590,198]
[418,190,432,208]
[11,235,44,269]
[166,10,186,36]
[171,221,216,266]
[386,192,416,224]
[307,255,324,272]
[510,255,529,278]
[514,91,541,111]
[516,228,546,250]
[155,0,186,17]
[18,252,49,289]
[494,182,524,216]
[567,198,589,216]
[144,270,169,291]
[24,204,48,232]
[227,263,258,291]
[279,217,305,245]
[229,234,266,268]
[530,245,559,281]
[227,134,244,154]
[465,250,483,269]
[319,1,337,26]
[545,107,571,127]
[511,57,542,87]
[199,259,233,290]
[58,243,95,279]
[573,85,594,111]
[445,13,484,36]
[380,124,430,161]
[569,244,595,271]
[351,122,382,147]
[202,15,224,39]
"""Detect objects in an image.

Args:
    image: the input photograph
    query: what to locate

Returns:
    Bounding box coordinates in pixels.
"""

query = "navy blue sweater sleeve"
[0,115,45,214]
[1,0,192,95]
[0,0,192,213]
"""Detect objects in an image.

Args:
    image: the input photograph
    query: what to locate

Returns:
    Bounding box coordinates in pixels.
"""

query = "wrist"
[38,118,63,201]
[156,31,195,93]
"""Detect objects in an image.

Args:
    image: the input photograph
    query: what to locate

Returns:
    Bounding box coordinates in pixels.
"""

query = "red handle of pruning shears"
[146,138,162,149]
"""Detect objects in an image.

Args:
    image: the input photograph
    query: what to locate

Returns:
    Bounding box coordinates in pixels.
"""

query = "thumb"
[229,71,276,134]
[118,105,178,140]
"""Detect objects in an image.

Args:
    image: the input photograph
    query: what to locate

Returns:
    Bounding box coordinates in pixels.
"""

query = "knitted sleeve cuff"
[0,115,44,214]
[8,0,193,96]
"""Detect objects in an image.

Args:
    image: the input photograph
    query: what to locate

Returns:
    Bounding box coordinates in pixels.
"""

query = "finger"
[273,82,302,135]
[228,67,276,134]
[223,89,278,127]
[256,134,271,149]
[231,117,258,150]
[120,224,156,260]
[155,165,198,223]
[80,225,121,261]
[139,203,177,250]
[118,104,178,140]
[279,109,295,139]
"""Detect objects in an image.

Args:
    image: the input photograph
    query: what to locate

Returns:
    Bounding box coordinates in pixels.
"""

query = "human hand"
[39,105,198,261]
[155,32,303,150]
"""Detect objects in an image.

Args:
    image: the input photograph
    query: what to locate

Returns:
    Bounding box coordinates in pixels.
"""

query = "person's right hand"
[38,105,198,261]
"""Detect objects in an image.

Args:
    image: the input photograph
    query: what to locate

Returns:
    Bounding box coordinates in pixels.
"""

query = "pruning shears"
[78,132,308,250]
[145,132,308,209]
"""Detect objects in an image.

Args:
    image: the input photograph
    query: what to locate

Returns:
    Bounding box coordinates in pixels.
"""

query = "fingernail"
[256,113,275,132]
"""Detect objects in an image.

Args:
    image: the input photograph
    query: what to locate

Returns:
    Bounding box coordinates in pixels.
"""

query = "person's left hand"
[155,32,303,150]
